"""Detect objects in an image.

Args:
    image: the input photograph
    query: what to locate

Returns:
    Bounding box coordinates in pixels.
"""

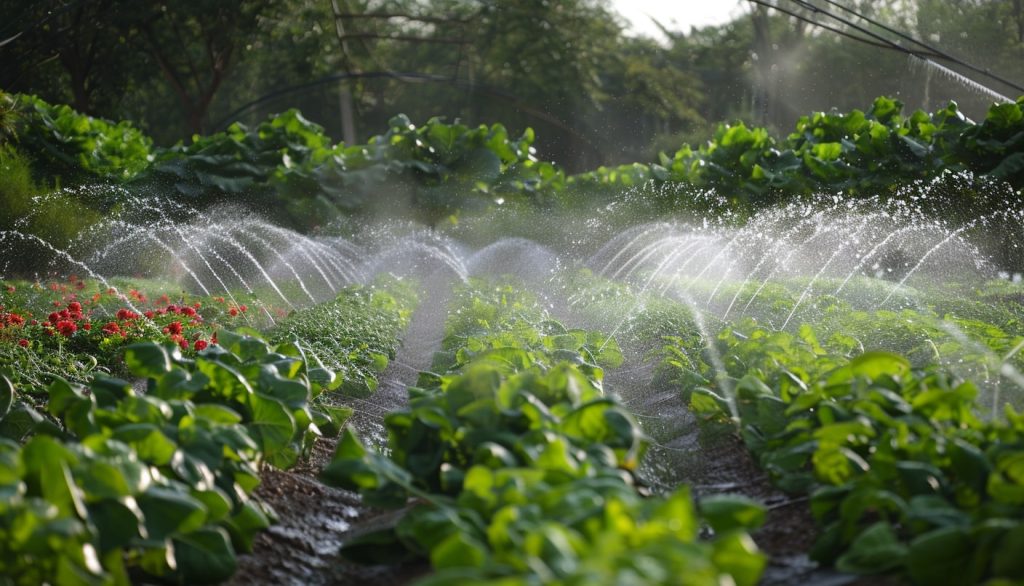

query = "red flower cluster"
[3,278,233,355]
[0,311,26,328]
[40,300,91,338]
[56,320,77,337]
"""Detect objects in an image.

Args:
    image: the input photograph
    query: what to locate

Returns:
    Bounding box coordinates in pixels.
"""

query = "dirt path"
[609,357,871,586]
[228,276,452,586]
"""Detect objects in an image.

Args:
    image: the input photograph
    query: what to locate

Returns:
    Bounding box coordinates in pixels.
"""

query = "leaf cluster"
[13,95,153,183]
[688,332,1024,584]
[0,331,348,584]
[571,96,1024,215]
[267,278,417,398]
[319,278,765,585]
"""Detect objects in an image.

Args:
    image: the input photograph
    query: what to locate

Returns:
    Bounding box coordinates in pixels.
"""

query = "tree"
[131,0,276,138]
[0,0,140,116]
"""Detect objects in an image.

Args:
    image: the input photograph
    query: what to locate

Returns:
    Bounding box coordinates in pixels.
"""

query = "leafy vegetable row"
[8,94,564,230]
[267,276,418,398]
[572,96,1024,211]
[676,321,1024,585]
[0,331,350,585]
[320,279,767,585]
[557,268,1024,583]
[9,92,1024,230]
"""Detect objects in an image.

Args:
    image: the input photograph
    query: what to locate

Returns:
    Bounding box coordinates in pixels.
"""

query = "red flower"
[48,312,59,323]
[165,321,183,336]
[116,308,138,320]
[18,339,28,347]
[102,322,121,336]
[193,339,208,351]
[68,301,82,313]
[228,308,238,317]
[182,306,196,317]
[144,310,155,319]
[6,286,14,293]
[56,320,77,337]
[82,323,91,331]
[239,304,248,313]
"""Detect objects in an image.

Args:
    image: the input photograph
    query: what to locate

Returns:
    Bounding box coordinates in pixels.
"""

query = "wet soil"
[613,359,868,586]
[228,278,450,586]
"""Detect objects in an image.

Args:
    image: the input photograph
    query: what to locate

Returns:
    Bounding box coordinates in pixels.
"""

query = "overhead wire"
[745,0,940,58]
[770,0,1023,96]
[815,0,1024,94]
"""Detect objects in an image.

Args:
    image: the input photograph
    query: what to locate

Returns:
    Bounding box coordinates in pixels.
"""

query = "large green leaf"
[172,527,237,585]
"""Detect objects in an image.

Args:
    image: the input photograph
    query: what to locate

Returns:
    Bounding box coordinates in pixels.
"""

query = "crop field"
[2,89,1024,586]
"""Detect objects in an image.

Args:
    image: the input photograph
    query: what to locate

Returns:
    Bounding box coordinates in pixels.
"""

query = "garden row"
[0,278,417,585]
[562,269,1024,585]
[4,92,1024,233]
[320,279,768,585]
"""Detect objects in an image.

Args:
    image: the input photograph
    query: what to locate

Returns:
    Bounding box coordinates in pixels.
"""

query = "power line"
[781,0,1024,95]
[746,0,940,58]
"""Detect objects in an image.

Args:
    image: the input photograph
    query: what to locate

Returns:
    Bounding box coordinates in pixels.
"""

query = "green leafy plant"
[268,277,417,398]
[320,278,765,585]
[15,95,152,182]
[0,331,348,584]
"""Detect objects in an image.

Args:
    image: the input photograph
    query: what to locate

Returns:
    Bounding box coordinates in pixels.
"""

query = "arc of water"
[368,239,469,282]
[201,230,294,319]
[638,237,711,294]
[779,215,875,331]
[833,223,934,296]
[706,228,788,309]
[132,219,257,327]
[611,236,691,282]
[718,207,850,320]
[164,224,259,323]
[142,233,212,296]
[0,231,155,332]
[740,223,838,316]
[593,236,714,357]
[259,223,341,292]
[232,226,318,304]
[647,236,720,295]
[310,239,364,284]
[675,230,745,293]
[879,225,971,306]
[594,222,676,277]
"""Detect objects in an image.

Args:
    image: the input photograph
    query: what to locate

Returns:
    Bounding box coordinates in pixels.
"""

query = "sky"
[610,0,748,41]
